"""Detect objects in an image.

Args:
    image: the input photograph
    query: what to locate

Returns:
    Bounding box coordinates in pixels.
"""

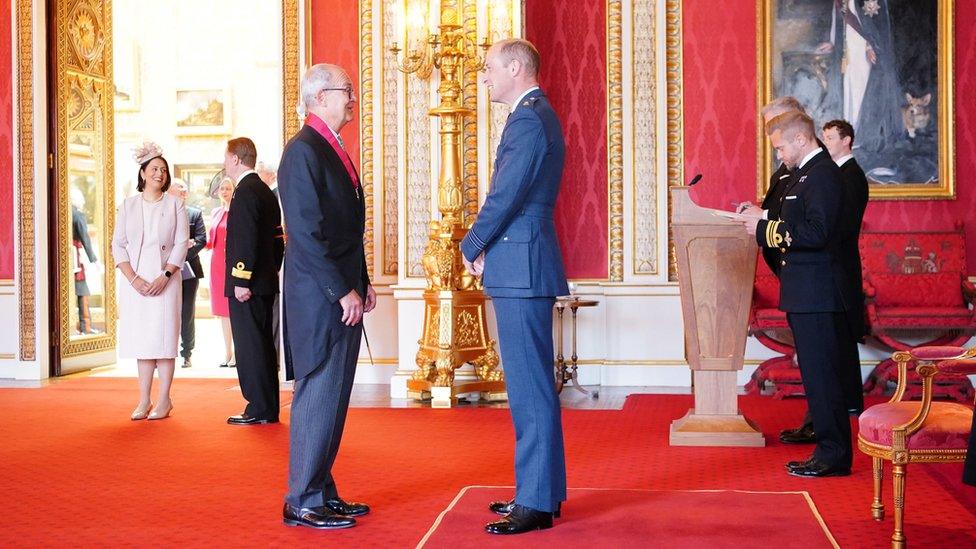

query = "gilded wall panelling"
[382,0,400,275]
[461,0,480,222]
[404,1,434,278]
[282,0,301,141]
[17,0,36,360]
[607,0,624,282]
[631,0,657,275]
[360,0,376,278]
[665,0,683,281]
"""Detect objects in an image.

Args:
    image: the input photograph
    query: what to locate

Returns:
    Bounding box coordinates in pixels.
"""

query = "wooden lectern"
[669,186,765,447]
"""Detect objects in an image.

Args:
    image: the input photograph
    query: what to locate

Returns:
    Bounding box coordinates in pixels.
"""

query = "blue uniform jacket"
[460,88,569,298]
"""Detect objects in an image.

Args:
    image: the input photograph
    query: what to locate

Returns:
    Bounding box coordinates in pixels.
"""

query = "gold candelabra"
[391,5,505,408]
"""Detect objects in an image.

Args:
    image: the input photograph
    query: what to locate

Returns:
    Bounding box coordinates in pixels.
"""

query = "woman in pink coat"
[207,177,235,367]
[112,142,189,421]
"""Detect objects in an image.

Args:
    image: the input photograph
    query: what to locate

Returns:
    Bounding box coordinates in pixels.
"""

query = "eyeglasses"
[322,85,355,100]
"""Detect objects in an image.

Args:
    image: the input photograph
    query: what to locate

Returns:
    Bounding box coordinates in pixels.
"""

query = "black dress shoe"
[282,503,356,530]
[779,424,817,444]
[788,460,851,478]
[784,457,815,471]
[227,414,278,425]
[323,497,370,517]
[485,504,554,535]
[489,499,561,518]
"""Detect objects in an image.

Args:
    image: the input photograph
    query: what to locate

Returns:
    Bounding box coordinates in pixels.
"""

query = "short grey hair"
[256,161,277,173]
[493,38,540,77]
[297,63,344,117]
[760,96,807,119]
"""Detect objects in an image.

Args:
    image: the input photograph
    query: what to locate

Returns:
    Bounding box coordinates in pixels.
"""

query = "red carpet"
[419,487,837,548]
[0,378,974,548]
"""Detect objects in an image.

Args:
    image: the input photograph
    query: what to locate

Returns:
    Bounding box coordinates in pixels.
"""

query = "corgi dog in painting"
[902,92,932,138]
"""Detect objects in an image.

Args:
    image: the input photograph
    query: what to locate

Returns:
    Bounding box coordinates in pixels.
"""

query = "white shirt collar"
[236,169,257,185]
[835,153,854,167]
[510,86,540,113]
[798,148,821,170]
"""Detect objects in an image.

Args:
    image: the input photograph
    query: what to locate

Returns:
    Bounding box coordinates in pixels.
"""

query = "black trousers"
[787,311,853,468]
[229,294,280,420]
[798,307,864,429]
[964,410,976,486]
[180,278,200,359]
[286,322,362,508]
[271,294,281,356]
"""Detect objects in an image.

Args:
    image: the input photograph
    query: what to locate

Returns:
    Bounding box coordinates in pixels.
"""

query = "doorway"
[48,0,295,376]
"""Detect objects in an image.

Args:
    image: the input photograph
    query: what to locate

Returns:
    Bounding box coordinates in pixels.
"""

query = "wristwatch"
[164,270,173,278]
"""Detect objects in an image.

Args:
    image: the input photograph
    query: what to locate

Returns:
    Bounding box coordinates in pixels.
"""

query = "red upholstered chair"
[744,257,801,398]
[860,228,976,402]
[857,345,976,549]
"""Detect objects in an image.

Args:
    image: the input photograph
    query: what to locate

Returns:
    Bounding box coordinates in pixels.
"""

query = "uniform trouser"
[179,278,199,359]
[229,294,280,420]
[787,311,854,468]
[285,322,362,508]
[963,410,976,486]
[492,297,566,513]
[798,307,864,429]
[271,294,281,357]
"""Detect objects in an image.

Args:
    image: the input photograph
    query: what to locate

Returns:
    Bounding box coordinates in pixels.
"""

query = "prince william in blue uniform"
[461,38,569,535]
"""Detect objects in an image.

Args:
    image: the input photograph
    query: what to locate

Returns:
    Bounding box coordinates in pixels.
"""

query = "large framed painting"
[759,0,953,200]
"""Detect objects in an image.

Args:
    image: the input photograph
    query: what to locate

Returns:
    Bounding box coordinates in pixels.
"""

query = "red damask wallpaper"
[683,1,976,273]
[309,0,360,171]
[0,0,14,280]
[527,0,609,280]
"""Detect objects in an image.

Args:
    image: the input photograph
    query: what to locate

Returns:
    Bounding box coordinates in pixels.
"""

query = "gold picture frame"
[758,0,954,200]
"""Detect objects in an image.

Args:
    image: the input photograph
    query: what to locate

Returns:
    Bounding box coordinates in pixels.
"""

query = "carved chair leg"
[871,457,885,521]
[891,463,907,549]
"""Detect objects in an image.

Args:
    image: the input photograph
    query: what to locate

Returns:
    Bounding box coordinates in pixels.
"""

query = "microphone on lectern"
[688,173,703,186]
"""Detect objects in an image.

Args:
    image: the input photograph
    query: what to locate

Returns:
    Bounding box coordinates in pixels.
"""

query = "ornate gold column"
[391,4,504,407]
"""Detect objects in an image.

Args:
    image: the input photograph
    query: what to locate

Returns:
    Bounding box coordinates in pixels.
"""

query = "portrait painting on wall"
[175,89,231,135]
[760,0,953,199]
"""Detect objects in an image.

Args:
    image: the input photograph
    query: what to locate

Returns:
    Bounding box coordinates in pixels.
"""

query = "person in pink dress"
[207,177,235,367]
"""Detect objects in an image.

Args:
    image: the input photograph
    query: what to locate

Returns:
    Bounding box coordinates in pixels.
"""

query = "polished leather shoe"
[784,457,815,471]
[227,414,278,425]
[485,504,554,535]
[282,503,355,530]
[779,424,817,444]
[489,499,561,518]
[323,497,370,517]
[788,460,851,478]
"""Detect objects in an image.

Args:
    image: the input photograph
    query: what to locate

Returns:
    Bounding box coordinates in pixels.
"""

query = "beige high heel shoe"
[130,402,153,421]
[148,401,173,420]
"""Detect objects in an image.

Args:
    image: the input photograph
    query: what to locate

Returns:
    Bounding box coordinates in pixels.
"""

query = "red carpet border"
[419,486,837,548]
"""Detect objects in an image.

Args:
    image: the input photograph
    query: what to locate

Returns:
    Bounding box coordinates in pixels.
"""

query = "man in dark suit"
[278,63,376,531]
[737,112,854,477]
[168,178,207,369]
[223,137,285,426]
[460,38,569,535]
[739,97,836,446]
[256,161,282,357]
[739,97,814,275]
[822,119,868,415]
